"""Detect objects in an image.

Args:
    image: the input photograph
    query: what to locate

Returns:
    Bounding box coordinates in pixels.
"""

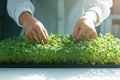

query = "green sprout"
[0,33,120,65]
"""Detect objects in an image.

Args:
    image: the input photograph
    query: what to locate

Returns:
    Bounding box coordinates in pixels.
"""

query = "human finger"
[76,28,86,40]
[73,24,81,39]
[91,32,98,39]
[25,32,35,43]
[36,24,48,44]
[84,29,94,40]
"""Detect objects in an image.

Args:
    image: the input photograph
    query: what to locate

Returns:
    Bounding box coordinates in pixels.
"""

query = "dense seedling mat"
[0,33,120,68]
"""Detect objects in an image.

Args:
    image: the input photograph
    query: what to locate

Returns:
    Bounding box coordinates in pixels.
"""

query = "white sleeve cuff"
[89,6,111,27]
[15,8,34,27]
[88,7,104,26]
[83,0,112,27]
[14,2,34,27]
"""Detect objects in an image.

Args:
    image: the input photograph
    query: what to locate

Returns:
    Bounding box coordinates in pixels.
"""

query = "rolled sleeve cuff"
[15,7,34,27]
[14,1,34,27]
[88,7,104,26]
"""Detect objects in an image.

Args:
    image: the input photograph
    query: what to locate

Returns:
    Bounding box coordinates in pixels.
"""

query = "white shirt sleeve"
[7,0,113,27]
[84,0,113,26]
[7,0,34,27]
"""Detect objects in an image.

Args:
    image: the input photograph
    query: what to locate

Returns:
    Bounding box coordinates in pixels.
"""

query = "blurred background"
[0,0,120,41]
[0,0,21,40]
[97,0,120,38]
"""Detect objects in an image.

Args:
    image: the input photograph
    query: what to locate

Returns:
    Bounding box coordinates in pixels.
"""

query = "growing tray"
[0,34,120,68]
[1,64,120,68]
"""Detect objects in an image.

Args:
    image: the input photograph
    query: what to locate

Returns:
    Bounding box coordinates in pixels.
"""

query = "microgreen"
[0,33,120,65]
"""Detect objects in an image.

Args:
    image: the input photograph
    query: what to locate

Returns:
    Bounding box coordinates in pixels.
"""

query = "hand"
[19,12,48,44]
[25,21,48,44]
[73,11,98,41]
[73,17,97,41]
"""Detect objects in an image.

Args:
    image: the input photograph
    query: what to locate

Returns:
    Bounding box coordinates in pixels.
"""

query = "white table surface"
[0,68,120,80]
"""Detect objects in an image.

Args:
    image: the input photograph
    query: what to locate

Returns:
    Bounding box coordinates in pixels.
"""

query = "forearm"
[7,0,34,27]
[84,0,113,26]
[19,11,38,29]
